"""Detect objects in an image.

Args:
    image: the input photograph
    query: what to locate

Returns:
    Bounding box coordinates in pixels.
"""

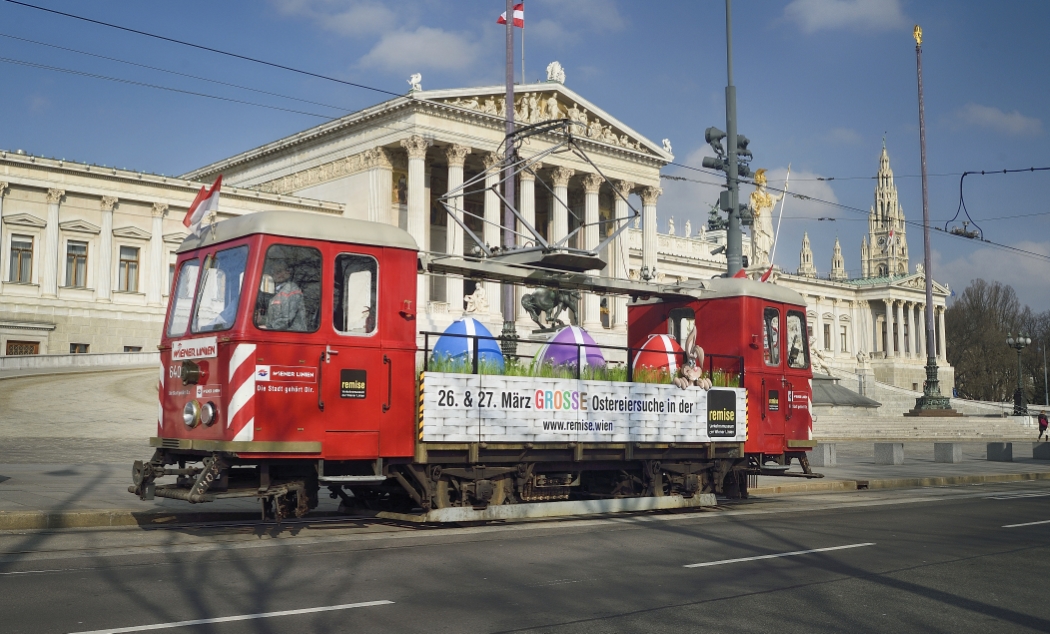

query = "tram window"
[334,254,378,335]
[192,246,249,333]
[668,307,695,347]
[167,259,199,337]
[254,245,322,332]
[763,307,781,366]
[787,311,810,369]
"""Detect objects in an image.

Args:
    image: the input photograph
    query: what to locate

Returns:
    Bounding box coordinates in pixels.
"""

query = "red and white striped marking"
[228,343,256,442]
[157,362,164,434]
[633,334,684,374]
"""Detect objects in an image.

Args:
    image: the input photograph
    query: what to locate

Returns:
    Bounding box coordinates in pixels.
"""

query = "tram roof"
[177,210,419,253]
[700,278,807,305]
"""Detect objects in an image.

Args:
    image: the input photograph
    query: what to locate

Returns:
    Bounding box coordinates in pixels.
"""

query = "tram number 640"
[436,389,495,408]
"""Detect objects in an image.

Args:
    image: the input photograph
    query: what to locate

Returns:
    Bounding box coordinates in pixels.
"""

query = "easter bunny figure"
[673,328,713,390]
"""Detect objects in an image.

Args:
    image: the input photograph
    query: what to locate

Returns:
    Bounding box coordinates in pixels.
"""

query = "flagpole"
[521,10,525,84]
[500,0,518,357]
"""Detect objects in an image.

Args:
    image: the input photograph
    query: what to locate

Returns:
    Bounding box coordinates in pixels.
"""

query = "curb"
[751,470,1050,496]
[4,471,1050,531]
[0,365,157,382]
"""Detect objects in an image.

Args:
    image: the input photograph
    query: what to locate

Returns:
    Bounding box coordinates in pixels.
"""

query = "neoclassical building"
[0,151,342,354]
[0,68,952,391]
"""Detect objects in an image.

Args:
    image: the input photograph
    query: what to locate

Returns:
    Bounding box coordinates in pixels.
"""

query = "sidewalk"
[1,441,1049,530]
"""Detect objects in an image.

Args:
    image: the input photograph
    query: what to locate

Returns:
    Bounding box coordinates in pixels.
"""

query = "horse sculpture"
[521,288,580,331]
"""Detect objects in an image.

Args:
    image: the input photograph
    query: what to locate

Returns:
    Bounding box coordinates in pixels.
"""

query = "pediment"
[889,273,949,296]
[59,219,101,234]
[425,83,671,159]
[163,231,188,244]
[113,225,151,240]
[2,212,46,228]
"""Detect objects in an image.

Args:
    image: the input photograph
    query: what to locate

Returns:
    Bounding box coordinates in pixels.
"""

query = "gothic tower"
[860,235,870,278]
[830,237,847,281]
[864,142,909,277]
[798,231,817,278]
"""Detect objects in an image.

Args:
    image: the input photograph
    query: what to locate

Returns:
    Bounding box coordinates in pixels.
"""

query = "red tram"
[131,210,815,518]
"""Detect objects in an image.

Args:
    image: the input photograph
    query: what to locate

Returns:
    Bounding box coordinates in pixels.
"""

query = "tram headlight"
[183,400,201,428]
[200,401,217,427]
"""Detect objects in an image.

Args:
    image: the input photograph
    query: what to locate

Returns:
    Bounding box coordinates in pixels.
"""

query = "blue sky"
[3,0,1049,309]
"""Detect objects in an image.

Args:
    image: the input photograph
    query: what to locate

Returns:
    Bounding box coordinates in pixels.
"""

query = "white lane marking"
[67,600,393,634]
[1003,519,1050,528]
[988,492,1050,500]
[684,542,875,568]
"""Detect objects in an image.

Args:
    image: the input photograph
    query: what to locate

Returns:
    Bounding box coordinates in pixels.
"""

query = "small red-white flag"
[183,175,222,231]
[732,268,748,279]
[760,266,774,283]
[497,3,524,27]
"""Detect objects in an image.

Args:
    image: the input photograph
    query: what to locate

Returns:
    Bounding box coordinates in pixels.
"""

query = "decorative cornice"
[582,173,603,194]
[401,135,431,160]
[640,186,662,206]
[59,219,101,235]
[100,196,118,212]
[252,147,394,195]
[550,166,575,188]
[151,203,169,218]
[444,144,471,167]
[113,225,151,241]
[46,188,65,204]
[163,231,189,245]
[2,212,46,228]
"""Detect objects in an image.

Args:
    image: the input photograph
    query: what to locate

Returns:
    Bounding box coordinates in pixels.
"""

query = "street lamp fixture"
[1006,332,1032,416]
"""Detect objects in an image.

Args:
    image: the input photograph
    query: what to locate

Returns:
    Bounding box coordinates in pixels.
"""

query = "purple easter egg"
[534,326,605,368]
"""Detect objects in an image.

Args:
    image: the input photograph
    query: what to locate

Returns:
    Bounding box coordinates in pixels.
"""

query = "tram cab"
[158,211,419,463]
[627,278,815,463]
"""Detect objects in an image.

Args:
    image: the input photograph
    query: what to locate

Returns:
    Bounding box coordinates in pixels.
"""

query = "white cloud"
[824,127,862,144]
[784,0,907,34]
[951,103,1043,136]
[938,241,1050,311]
[534,0,626,33]
[270,0,400,37]
[27,94,50,114]
[360,27,481,73]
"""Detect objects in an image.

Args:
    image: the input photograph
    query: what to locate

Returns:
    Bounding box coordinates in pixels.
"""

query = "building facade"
[0,69,952,390]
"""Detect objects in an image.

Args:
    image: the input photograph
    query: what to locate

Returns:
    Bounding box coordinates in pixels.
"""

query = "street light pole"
[724,0,742,276]
[1007,332,1031,415]
[910,24,952,414]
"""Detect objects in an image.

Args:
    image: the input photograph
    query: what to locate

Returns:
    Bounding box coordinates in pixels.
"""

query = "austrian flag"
[497,3,524,27]
[182,174,222,231]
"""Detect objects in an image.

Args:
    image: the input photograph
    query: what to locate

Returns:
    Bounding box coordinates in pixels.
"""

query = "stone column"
[848,301,858,356]
[937,306,947,361]
[640,186,661,276]
[41,188,64,297]
[581,173,603,330]
[918,304,927,359]
[482,152,502,319]
[364,147,393,225]
[612,180,634,331]
[0,183,7,280]
[401,136,430,314]
[147,203,167,306]
[831,298,841,355]
[444,144,471,314]
[813,296,824,351]
[549,167,574,245]
[97,196,117,302]
[905,302,915,358]
[894,300,904,357]
[883,300,892,355]
[516,162,539,330]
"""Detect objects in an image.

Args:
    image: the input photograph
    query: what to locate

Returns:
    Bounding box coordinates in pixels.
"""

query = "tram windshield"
[191,245,249,333]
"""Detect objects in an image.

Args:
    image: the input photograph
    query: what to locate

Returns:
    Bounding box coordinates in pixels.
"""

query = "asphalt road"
[1,481,1049,633]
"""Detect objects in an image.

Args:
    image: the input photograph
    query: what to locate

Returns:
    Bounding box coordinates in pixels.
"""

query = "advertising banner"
[421,373,746,444]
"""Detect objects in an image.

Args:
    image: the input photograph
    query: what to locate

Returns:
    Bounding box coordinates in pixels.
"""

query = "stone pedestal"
[1032,442,1050,460]
[934,443,962,464]
[987,442,1013,462]
[874,442,904,465]
[808,443,836,467]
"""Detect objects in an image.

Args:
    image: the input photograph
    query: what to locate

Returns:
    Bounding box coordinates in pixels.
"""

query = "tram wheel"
[434,477,510,508]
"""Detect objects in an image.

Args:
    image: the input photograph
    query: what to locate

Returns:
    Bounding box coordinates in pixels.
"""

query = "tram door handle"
[383,355,392,413]
[317,352,326,412]
[761,378,767,420]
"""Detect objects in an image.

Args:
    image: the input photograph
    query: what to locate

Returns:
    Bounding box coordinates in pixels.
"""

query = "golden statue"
[748,168,782,269]
[913,25,922,46]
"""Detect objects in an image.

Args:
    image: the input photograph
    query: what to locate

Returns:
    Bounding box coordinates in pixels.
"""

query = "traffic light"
[700,126,752,177]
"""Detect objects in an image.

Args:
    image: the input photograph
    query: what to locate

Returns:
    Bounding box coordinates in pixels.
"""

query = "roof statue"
[546,61,566,84]
[748,168,782,269]
[684,219,691,237]
[662,139,673,155]
[667,216,675,236]
[408,73,422,92]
